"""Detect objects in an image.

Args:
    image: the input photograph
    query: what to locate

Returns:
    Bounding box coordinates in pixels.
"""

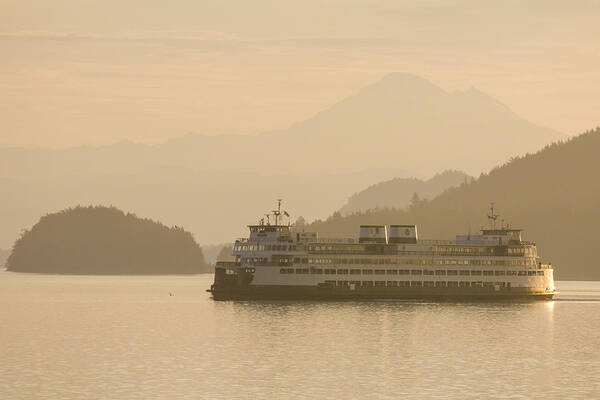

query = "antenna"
[271,198,289,226]
[487,203,499,229]
[265,214,270,225]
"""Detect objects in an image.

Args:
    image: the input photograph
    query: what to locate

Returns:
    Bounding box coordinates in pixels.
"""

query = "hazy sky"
[1,0,599,147]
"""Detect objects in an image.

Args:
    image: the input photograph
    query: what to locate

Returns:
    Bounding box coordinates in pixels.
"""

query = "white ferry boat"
[209,201,556,301]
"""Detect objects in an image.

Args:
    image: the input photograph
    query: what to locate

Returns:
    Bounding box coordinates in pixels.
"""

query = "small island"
[6,206,209,274]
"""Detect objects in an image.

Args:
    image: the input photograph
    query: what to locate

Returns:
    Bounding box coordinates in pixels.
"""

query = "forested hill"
[339,170,471,215]
[0,248,9,267]
[6,206,209,274]
[307,127,600,280]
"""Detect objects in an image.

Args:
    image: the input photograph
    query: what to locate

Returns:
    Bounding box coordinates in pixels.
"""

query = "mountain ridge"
[339,170,472,216]
[306,127,600,280]
[0,72,565,249]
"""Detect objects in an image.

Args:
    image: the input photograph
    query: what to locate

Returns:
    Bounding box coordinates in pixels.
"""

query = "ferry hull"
[209,285,555,301]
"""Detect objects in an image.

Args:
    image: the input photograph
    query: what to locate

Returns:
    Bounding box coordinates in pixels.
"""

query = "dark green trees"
[7,206,209,274]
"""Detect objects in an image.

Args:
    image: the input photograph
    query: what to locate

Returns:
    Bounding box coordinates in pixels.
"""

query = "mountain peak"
[364,72,445,96]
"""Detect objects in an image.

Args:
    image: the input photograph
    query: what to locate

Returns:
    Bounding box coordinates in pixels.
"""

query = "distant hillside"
[339,170,471,215]
[216,245,235,262]
[308,127,600,281]
[6,206,209,274]
[0,248,9,267]
[0,73,563,248]
[202,243,231,266]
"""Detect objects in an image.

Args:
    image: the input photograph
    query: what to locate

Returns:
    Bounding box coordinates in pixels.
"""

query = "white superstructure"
[210,202,556,300]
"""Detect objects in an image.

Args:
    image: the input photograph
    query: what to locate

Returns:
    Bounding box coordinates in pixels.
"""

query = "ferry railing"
[419,239,455,245]
[215,261,240,268]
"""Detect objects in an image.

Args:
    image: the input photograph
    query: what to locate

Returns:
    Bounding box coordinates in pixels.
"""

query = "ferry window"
[518,271,527,276]
[386,269,398,275]
[506,271,517,276]
[311,268,323,274]
[448,281,459,287]
[411,269,422,275]
[325,269,337,275]
[447,270,458,275]
[375,281,386,287]
[423,281,435,287]
[494,271,506,276]
[423,270,434,276]
[398,281,410,287]
[295,268,309,274]
[483,271,494,276]
[387,281,398,287]
[350,269,361,275]
[537,271,544,276]
[528,271,535,276]
[362,269,373,275]
[471,271,482,276]
[459,281,470,287]
[375,269,385,275]
[411,281,422,287]
[435,281,446,287]
[398,269,410,275]
[337,269,349,275]
[435,270,446,275]
[362,281,374,286]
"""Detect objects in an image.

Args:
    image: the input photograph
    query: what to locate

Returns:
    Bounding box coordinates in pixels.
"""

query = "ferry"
[208,201,556,301]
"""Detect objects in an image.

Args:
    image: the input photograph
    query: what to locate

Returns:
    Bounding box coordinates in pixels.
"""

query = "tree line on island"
[304,127,600,281]
[6,206,210,274]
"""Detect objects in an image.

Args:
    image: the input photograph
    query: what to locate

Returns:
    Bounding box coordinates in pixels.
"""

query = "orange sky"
[1,0,599,147]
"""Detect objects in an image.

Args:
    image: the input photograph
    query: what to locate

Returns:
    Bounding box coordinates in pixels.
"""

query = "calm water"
[1,271,599,399]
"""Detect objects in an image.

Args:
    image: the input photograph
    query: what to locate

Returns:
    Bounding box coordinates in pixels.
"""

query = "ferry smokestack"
[359,225,388,244]
[388,225,418,244]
